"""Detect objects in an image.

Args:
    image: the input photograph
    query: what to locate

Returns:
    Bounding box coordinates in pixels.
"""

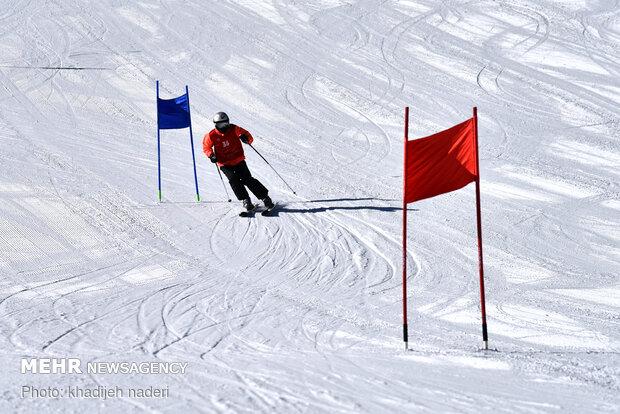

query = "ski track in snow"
[0,0,618,412]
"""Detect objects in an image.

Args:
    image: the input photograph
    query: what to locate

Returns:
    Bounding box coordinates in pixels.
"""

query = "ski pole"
[212,148,231,202]
[248,143,297,195]
[216,165,232,202]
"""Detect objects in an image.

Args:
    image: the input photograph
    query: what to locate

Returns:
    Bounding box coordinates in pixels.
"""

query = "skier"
[203,112,275,214]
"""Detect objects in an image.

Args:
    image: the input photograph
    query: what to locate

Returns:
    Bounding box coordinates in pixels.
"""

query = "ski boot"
[262,196,275,210]
[239,198,256,217]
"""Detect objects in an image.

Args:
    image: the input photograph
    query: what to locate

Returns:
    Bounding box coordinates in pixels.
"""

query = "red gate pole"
[473,107,489,350]
[402,106,410,350]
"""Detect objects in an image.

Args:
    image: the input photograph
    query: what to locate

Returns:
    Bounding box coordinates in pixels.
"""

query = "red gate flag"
[404,118,477,203]
[401,107,488,351]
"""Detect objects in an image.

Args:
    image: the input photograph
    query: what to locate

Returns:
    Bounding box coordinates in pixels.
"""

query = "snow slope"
[0,0,618,412]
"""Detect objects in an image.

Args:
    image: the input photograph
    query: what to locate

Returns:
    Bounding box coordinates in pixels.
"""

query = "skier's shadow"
[269,198,418,216]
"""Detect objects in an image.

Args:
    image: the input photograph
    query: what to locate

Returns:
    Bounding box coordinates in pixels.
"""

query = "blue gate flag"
[157,93,190,129]
[156,81,200,202]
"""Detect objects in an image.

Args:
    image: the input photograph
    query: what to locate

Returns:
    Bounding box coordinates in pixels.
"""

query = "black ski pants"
[220,161,269,201]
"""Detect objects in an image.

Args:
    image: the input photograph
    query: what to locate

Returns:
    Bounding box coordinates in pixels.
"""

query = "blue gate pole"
[186,85,201,202]
[156,80,162,202]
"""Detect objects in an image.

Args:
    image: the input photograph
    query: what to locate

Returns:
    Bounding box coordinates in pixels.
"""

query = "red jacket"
[203,124,254,167]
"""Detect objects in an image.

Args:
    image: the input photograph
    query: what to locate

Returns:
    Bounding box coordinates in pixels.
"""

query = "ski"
[238,202,277,217]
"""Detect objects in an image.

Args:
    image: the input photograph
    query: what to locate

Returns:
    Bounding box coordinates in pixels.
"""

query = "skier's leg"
[236,161,269,199]
[221,165,250,200]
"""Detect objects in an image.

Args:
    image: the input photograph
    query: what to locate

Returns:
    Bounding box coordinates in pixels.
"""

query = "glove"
[239,134,249,144]
[209,154,217,163]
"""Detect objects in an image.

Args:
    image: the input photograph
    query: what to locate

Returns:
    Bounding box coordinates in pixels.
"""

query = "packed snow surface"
[0,0,618,412]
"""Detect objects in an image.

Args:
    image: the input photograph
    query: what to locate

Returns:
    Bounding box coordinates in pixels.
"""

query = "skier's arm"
[236,126,254,145]
[203,134,214,158]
